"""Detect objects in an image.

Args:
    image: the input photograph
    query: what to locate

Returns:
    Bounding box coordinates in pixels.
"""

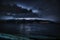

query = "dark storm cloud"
[15,0,59,22]
[0,0,60,22]
[16,0,58,15]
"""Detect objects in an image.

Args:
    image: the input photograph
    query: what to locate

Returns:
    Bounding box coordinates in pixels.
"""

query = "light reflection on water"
[0,21,58,39]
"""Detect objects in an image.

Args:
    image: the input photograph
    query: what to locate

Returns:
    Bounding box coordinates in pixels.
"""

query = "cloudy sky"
[0,0,60,22]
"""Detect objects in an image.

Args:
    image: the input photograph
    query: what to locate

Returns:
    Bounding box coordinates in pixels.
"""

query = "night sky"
[0,0,60,39]
[0,0,60,22]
